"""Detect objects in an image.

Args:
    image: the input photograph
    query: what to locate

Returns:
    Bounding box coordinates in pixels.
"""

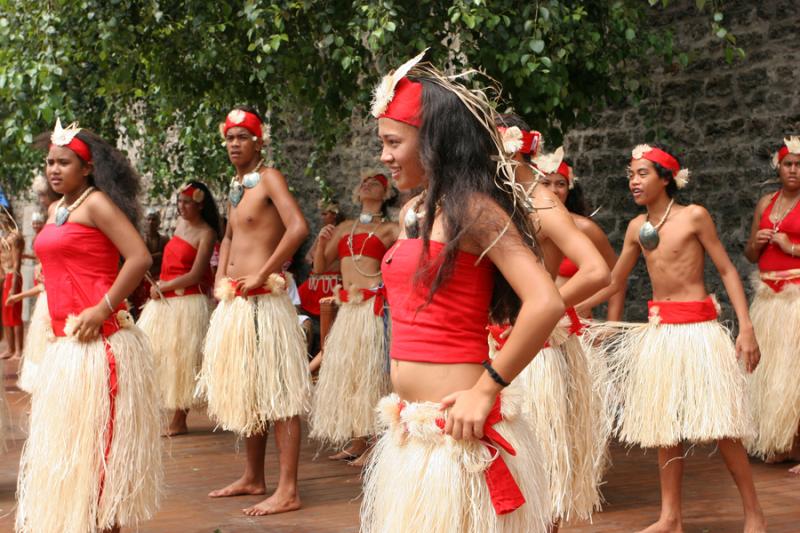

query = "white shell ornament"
[55,206,70,226]
[638,221,660,251]
[242,171,261,189]
[403,207,419,238]
[229,179,244,207]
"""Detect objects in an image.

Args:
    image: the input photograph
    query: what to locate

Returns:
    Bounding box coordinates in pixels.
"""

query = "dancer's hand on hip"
[440,386,497,441]
[234,273,266,296]
[72,305,106,342]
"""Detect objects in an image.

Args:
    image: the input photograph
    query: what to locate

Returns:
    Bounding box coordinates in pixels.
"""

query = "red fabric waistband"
[647,296,718,324]
[399,396,525,515]
[489,307,583,351]
[338,286,386,316]
[228,278,273,298]
[162,284,203,298]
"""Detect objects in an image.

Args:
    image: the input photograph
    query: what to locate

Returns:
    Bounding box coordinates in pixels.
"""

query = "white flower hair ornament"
[371,48,429,119]
[51,118,82,146]
[772,136,800,169]
[501,126,524,155]
[533,147,577,189]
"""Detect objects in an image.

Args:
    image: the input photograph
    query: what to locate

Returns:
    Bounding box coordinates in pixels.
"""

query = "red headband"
[223,109,263,139]
[556,161,572,181]
[51,137,92,163]
[498,126,541,155]
[180,184,205,203]
[379,77,422,128]
[364,173,389,189]
[777,145,790,163]
[636,147,680,177]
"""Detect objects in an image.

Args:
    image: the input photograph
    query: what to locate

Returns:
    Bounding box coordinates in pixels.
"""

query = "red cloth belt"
[762,277,800,292]
[162,284,203,298]
[227,278,278,298]
[565,306,584,336]
[487,323,511,351]
[337,286,386,317]
[647,296,718,324]
[400,396,526,515]
[489,307,583,351]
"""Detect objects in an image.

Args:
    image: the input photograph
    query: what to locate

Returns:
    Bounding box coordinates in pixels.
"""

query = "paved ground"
[1,357,799,532]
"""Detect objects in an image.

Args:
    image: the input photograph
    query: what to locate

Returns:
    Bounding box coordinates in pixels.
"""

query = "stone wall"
[561,0,799,321]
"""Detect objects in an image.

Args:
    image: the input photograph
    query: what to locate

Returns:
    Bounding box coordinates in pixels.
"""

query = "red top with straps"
[758,191,800,273]
[382,239,495,364]
[159,234,212,296]
[34,223,124,337]
[558,256,579,278]
[338,233,387,261]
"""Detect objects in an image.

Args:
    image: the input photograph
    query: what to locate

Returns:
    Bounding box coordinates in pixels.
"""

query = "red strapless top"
[338,233,387,261]
[159,235,212,294]
[759,191,800,274]
[34,223,122,334]
[383,239,495,364]
[558,257,579,278]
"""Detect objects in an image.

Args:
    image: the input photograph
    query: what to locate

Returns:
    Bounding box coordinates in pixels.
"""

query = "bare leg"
[549,522,560,533]
[208,432,268,498]
[165,409,189,437]
[329,437,368,461]
[637,444,684,533]
[13,324,23,359]
[0,326,12,359]
[243,416,302,516]
[717,438,766,532]
[308,351,322,374]
[101,525,120,533]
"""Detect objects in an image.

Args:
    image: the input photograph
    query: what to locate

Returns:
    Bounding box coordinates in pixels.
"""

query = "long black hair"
[182,180,222,239]
[35,128,143,226]
[414,76,540,323]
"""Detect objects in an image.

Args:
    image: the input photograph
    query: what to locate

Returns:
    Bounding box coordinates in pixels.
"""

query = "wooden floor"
[1,358,799,532]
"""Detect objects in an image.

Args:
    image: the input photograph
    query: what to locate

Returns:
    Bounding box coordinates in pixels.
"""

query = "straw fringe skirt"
[138,294,211,410]
[512,335,603,523]
[17,293,50,394]
[361,389,550,533]
[309,297,389,446]
[197,290,310,436]
[747,280,800,459]
[592,319,752,448]
[16,327,162,533]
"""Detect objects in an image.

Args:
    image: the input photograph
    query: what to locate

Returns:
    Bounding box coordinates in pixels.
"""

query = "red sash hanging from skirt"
[487,306,583,351]
[337,286,386,317]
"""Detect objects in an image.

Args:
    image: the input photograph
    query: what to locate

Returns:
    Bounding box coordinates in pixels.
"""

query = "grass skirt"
[138,294,211,410]
[17,293,50,394]
[16,327,162,532]
[197,284,310,436]
[746,280,800,459]
[361,390,550,533]
[0,383,8,449]
[309,293,389,446]
[361,389,550,533]
[591,318,752,448]
[512,335,603,522]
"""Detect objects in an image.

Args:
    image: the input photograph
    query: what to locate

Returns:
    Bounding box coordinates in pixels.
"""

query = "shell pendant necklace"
[229,159,264,207]
[55,186,95,226]
[638,198,674,251]
[770,191,800,231]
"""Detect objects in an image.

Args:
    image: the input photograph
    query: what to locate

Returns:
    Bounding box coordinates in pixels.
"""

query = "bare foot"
[208,476,266,498]
[9,352,21,360]
[765,452,790,464]
[328,439,367,461]
[348,452,369,468]
[0,350,12,360]
[789,464,800,475]
[163,424,188,437]
[636,518,682,533]
[744,512,767,533]
[242,490,301,516]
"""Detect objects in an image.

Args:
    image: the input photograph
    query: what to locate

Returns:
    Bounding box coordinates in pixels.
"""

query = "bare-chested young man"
[198,106,310,516]
[493,115,612,530]
[581,144,766,533]
[1,211,24,360]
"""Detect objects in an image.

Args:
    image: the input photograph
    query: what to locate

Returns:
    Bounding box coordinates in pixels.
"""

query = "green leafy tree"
[0,0,739,197]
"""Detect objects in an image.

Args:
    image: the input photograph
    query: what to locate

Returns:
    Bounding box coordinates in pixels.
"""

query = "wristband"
[103,293,114,313]
[481,360,511,388]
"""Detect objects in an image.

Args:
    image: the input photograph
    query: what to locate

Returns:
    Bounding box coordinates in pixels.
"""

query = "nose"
[380,147,393,164]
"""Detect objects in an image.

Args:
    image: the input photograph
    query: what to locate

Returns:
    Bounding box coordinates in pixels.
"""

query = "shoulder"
[754,192,775,213]
[625,213,647,234]
[572,213,605,238]
[84,189,117,215]
[259,166,289,190]
[683,203,712,223]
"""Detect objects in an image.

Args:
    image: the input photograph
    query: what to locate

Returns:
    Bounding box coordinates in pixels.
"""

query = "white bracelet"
[103,293,114,313]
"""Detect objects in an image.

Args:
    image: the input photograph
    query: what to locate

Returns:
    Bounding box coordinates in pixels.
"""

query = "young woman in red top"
[138,181,219,436]
[309,172,398,462]
[17,120,161,533]
[745,136,800,472]
[360,53,564,533]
